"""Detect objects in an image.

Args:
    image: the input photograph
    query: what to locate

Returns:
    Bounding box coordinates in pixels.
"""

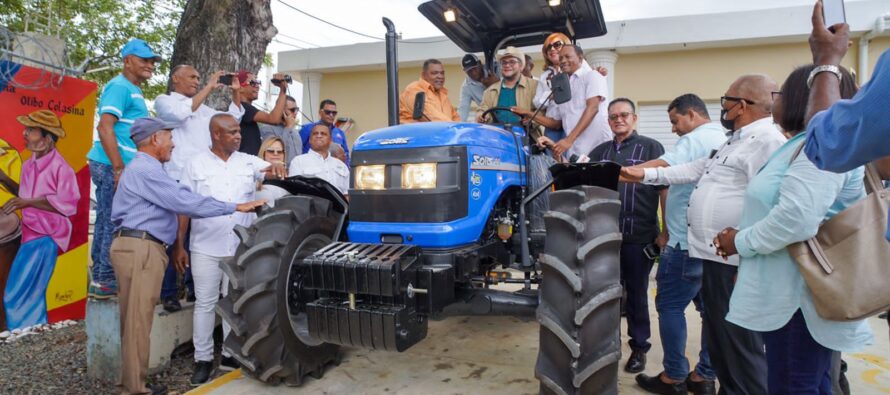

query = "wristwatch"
[807,64,842,88]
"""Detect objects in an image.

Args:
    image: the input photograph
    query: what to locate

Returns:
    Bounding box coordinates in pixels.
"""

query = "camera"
[217,74,233,85]
[271,74,293,85]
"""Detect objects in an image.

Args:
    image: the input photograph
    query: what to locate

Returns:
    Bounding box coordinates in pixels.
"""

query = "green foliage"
[0,0,184,99]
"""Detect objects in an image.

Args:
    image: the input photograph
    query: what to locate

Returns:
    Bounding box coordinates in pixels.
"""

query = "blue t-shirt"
[86,74,148,165]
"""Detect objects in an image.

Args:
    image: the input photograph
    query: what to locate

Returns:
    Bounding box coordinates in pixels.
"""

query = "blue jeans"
[655,245,715,381]
[89,160,117,288]
[762,310,833,394]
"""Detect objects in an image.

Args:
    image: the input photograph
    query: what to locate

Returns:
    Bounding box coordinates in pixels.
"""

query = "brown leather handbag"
[787,152,890,321]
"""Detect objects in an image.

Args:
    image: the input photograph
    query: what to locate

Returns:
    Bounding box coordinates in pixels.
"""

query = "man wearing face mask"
[620,75,786,395]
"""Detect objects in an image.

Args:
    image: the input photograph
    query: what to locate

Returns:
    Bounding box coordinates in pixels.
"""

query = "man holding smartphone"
[153,64,244,312]
[237,71,290,156]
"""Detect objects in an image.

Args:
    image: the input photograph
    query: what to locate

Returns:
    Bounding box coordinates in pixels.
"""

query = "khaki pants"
[110,236,167,395]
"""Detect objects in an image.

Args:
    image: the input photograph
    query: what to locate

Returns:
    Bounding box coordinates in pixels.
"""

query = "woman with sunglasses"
[255,137,290,205]
[714,64,872,393]
[532,33,571,145]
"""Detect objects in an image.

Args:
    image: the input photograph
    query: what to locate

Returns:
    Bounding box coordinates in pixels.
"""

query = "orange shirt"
[399,79,460,123]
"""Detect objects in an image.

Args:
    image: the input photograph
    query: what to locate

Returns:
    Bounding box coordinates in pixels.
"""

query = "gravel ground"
[0,321,227,395]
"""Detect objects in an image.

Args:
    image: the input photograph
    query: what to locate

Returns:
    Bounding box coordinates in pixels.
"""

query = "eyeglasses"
[720,96,756,107]
[244,80,261,87]
[323,110,338,116]
[265,149,284,155]
[770,91,783,101]
[608,112,634,121]
[500,59,520,67]
[287,107,299,113]
[547,41,565,51]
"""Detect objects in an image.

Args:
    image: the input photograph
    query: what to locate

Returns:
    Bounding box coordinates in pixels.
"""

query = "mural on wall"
[0,60,96,331]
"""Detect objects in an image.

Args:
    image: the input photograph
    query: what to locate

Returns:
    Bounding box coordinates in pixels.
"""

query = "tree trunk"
[168,0,277,110]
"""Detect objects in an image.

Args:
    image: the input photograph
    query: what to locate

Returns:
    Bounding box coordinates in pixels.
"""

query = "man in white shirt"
[154,64,245,312]
[175,113,286,385]
[622,75,784,395]
[515,44,611,160]
[289,124,349,195]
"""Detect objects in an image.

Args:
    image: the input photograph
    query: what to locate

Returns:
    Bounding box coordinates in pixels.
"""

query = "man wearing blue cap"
[88,38,160,299]
[110,117,265,395]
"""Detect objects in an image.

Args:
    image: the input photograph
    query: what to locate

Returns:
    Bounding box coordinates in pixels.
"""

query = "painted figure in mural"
[1,110,79,330]
[0,138,23,331]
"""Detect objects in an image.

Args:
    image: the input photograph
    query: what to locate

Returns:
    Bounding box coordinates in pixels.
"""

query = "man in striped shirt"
[589,98,667,375]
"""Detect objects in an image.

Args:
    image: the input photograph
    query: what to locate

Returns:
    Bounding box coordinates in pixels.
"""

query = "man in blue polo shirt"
[624,94,726,394]
[299,99,349,165]
[87,38,158,299]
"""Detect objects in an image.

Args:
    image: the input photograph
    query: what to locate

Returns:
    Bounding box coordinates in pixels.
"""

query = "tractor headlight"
[401,163,437,189]
[354,165,386,190]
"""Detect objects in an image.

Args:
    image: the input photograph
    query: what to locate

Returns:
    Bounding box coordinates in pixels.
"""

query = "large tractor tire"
[536,186,623,395]
[217,194,341,386]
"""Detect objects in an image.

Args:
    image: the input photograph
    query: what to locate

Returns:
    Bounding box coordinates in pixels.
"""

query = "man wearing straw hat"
[1,110,79,330]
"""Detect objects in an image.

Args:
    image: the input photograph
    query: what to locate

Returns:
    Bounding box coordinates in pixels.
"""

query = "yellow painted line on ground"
[186,369,243,395]
[852,353,890,371]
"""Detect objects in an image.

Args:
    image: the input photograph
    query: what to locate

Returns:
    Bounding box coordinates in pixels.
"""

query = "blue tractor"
[218,1,623,393]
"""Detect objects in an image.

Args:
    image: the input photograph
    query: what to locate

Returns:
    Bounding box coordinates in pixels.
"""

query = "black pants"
[621,242,654,352]
[701,260,768,395]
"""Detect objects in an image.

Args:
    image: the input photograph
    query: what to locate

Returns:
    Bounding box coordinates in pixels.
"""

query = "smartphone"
[218,74,233,85]
[822,0,846,28]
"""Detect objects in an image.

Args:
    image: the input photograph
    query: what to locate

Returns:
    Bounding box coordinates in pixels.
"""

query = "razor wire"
[0,24,77,90]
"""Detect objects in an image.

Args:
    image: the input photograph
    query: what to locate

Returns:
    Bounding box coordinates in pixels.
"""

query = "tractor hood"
[352,122,522,153]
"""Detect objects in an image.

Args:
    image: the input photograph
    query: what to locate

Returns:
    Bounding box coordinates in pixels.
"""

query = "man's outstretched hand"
[236,199,267,212]
[810,0,851,66]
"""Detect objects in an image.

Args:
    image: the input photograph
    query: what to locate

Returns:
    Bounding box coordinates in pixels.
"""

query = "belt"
[114,229,165,246]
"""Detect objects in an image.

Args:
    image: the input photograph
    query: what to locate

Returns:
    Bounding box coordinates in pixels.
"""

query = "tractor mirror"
[412,91,426,120]
[550,73,571,105]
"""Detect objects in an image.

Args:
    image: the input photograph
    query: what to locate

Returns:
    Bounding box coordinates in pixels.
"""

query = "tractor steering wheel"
[479,106,514,125]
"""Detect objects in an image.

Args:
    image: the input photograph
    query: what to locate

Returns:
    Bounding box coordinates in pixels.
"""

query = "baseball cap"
[498,46,524,67]
[130,117,177,143]
[121,39,161,61]
[461,54,481,71]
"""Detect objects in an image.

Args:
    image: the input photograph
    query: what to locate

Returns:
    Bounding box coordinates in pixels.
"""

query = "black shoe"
[219,355,240,372]
[635,373,686,395]
[186,292,196,303]
[624,349,646,373]
[163,297,182,313]
[190,361,214,386]
[685,373,717,395]
[148,383,167,395]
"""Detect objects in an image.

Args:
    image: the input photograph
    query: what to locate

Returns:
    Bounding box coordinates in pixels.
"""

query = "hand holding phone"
[218,74,233,86]
[822,0,846,30]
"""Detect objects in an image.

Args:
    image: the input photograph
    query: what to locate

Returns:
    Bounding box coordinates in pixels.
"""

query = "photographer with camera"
[153,65,245,312]
[236,71,291,156]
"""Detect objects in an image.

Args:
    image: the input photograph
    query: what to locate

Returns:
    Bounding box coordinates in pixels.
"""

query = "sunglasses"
[242,79,261,87]
[287,107,299,113]
[608,112,634,121]
[547,41,565,51]
[323,110,338,116]
[265,148,284,155]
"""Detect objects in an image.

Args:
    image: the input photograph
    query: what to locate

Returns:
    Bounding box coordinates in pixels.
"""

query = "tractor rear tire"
[536,186,623,395]
[216,194,341,386]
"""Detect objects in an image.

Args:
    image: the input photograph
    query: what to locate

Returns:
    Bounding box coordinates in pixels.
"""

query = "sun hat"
[16,110,65,139]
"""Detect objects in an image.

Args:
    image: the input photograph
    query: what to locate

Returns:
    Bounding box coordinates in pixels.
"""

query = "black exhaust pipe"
[383,17,399,126]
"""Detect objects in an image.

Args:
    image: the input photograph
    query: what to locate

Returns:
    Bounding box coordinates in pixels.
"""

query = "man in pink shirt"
[0,110,79,330]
